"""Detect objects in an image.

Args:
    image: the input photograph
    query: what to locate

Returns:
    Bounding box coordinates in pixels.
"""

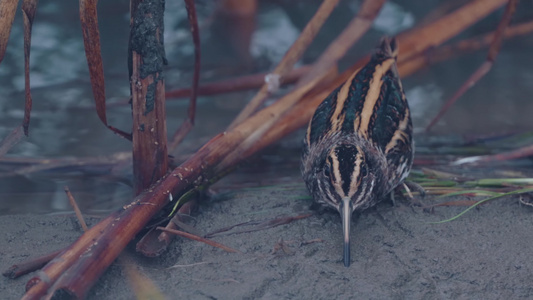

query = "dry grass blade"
[426,199,481,209]
[453,144,533,165]
[107,125,132,140]
[21,0,38,136]
[228,0,340,129]
[2,249,62,279]
[0,0,18,64]
[64,186,88,232]
[295,0,385,89]
[136,199,198,257]
[169,0,201,152]
[156,227,241,253]
[80,0,107,126]
[425,0,518,132]
[486,1,518,62]
[431,187,533,223]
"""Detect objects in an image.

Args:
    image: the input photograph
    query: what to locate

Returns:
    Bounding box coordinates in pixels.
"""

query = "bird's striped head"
[316,143,376,212]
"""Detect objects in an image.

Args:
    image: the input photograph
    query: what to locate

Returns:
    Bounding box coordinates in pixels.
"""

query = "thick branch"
[130,0,169,194]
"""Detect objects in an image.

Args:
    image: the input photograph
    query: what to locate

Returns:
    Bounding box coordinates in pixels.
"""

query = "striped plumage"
[301,37,413,267]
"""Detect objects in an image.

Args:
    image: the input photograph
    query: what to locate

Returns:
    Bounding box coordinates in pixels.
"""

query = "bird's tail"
[373,37,399,61]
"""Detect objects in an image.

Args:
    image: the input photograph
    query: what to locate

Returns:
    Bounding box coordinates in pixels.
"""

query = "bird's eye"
[323,166,331,178]
[360,164,368,177]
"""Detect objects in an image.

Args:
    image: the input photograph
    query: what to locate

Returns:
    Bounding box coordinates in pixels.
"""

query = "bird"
[301,37,413,267]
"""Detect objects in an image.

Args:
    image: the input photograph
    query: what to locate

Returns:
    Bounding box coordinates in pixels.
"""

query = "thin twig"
[166,262,209,269]
[64,186,88,232]
[2,249,62,279]
[205,213,313,238]
[156,227,241,254]
[425,0,519,131]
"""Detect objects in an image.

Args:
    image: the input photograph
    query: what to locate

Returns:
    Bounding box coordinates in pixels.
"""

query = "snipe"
[301,37,413,267]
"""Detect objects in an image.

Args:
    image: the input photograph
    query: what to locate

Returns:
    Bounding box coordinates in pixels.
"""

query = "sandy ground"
[2,143,533,300]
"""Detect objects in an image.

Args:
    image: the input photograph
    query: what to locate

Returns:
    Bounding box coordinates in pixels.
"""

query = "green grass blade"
[431,187,533,224]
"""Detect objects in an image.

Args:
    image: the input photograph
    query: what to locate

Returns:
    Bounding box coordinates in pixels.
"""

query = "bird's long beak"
[340,197,353,267]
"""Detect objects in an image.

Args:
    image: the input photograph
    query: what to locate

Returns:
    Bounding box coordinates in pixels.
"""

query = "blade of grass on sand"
[136,199,198,257]
[431,187,533,224]
[156,227,241,253]
[420,167,465,180]
[465,178,533,187]
[204,213,312,238]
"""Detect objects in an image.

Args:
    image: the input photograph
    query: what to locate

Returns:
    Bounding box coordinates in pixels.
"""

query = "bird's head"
[315,142,378,266]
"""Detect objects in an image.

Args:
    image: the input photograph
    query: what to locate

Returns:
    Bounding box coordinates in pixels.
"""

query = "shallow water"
[1,1,533,214]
